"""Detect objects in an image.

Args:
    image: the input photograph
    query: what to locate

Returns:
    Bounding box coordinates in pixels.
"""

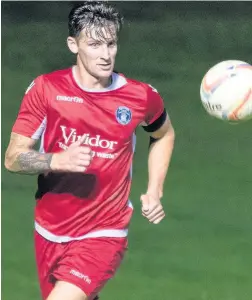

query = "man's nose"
[101,45,110,60]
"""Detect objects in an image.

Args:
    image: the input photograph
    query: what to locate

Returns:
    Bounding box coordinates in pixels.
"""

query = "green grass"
[2,4,252,300]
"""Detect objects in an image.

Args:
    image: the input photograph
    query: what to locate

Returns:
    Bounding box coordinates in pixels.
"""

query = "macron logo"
[56,95,84,103]
[70,269,91,284]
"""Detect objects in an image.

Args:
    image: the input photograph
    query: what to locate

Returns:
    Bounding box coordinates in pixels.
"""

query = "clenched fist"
[140,193,165,224]
[50,135,92,172]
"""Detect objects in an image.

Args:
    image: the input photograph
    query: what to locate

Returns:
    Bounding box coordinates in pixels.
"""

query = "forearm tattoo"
[15,151,53,175]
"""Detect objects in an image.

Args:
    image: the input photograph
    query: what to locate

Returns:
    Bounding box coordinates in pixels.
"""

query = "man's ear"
[67,36,78,54]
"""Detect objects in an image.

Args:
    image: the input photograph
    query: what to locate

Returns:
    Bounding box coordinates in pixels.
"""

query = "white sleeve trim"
[31,117,47,140]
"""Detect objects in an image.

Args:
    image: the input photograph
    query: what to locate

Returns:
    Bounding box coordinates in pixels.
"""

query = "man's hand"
[140,193,165,224]
[50,135,92,172]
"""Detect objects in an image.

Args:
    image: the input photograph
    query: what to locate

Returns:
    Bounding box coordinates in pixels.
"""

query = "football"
[200,60,252,122]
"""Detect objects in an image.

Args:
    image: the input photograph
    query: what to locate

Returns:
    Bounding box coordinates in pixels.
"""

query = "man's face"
[68,24,118,79]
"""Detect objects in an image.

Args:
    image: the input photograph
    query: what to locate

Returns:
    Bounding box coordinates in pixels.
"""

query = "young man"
[5,2,175,300]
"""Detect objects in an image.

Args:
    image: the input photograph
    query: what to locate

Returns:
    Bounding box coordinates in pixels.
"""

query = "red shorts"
[35,231,128,299]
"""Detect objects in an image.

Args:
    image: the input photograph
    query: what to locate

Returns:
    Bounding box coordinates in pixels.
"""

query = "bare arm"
[147,116,175,197]
[4,133,53,175]
[140,115,175,224]
[5,132,93,175]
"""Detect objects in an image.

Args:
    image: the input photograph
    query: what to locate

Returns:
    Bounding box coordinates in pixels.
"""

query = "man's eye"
[90,43,99,47]
[109,42,116,47]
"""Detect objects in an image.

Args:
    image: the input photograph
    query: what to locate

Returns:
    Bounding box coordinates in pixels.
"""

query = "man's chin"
[97,69,114,79]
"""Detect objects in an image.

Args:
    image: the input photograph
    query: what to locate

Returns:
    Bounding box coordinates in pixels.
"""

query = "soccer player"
[4,2,175,300]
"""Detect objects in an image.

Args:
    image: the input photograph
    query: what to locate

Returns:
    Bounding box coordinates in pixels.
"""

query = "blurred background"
[2,2,252,300]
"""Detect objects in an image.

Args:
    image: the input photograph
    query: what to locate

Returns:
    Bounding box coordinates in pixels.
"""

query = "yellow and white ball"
[200,60,252,122]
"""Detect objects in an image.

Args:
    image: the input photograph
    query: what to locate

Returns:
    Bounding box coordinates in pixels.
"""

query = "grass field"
[2,3,252,300]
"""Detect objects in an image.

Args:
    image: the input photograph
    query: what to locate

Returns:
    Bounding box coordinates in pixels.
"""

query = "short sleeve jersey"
[12,68,165,242]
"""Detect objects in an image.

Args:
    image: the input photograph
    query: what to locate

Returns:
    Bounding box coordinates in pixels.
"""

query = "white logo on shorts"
[69,269,91,284]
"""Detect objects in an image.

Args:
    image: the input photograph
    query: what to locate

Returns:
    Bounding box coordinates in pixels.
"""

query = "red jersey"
[12,67,165,242]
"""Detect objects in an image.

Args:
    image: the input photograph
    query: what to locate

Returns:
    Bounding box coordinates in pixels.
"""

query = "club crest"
[116,106,132,125]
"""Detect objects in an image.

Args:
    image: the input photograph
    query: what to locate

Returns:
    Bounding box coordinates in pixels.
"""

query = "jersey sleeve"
[144,84,166,125]
[12,75,47,139]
